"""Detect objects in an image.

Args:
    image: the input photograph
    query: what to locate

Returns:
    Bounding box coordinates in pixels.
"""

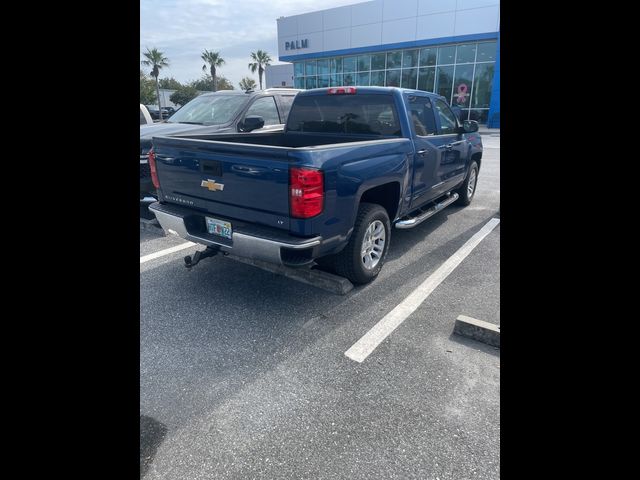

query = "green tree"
[188,76,210,91]
[215,76,234,91]
[189,75,234,91]
[159,77,182,89]
[248,50,272,90]
[141,47,169,119]
[140,70,156,105]
[170,85,200,106]
[239,77,257,91]
[201,50,225,92]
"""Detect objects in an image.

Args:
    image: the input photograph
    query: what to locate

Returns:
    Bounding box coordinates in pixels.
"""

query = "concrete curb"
[479,129,500,136]
[454,314,500,347]
[227,255,354,295]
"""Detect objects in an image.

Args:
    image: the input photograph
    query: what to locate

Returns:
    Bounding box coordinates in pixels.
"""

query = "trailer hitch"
[184,246,222,269]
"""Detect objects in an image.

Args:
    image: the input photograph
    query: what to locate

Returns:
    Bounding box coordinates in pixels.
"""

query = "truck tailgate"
[152,136,293,230]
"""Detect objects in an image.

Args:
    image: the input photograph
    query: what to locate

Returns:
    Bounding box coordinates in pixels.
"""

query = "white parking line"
[345,217,500,363]
[140,242,197,264]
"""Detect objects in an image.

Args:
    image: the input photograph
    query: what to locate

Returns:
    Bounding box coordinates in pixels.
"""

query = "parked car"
[148,86,482,284]
[145,105,166,120]
[140,104,153,125]
[140,88,301,198]
[161,106,176,117]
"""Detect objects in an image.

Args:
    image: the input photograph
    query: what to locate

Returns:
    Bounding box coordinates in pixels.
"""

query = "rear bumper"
[149,202,322,266]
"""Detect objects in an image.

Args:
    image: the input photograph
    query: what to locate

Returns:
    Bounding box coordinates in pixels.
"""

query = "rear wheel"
[455,161,478,206]
[330,203,391,284]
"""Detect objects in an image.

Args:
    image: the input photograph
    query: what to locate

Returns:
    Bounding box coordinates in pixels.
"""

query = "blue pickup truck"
[149,86,483,284]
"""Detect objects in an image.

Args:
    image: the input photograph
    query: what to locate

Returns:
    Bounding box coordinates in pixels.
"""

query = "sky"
[140,0,358,88]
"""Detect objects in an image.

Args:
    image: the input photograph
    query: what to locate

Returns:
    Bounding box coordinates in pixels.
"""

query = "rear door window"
[434,98,459,135]
[277,95,296,121]
[245,96,281,125]
[287,94,401,136]
[407,95,436,136]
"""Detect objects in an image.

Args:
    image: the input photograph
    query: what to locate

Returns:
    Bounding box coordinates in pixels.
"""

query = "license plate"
[205,217,232,239]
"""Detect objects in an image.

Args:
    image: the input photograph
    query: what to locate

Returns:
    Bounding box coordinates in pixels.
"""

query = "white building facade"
[265,64,295,88]
[276,0,500,126]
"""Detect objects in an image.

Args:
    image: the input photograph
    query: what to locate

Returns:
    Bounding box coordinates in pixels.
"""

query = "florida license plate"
[205,217,232,239]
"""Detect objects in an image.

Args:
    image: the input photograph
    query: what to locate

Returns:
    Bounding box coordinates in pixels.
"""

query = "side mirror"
[462,120,479,133]
[240,115,265,132]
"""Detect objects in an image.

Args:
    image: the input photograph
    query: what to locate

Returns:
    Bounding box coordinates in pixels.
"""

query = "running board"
[394,193,459,229]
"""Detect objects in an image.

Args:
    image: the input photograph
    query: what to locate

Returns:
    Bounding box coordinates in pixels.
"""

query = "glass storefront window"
[288,39,495,120]
[472,63,494,108]
[371,53,386,70]
[401,68,417,89]
[357,55,371,72]
[343,56,357,73]
[435,65,454,102]
[357,71,370,86]
[317,59,329,75]
[330,74,343,86]
[370,70,385,86]
[330,58,342,74]
[403,50,418,68]
[437,46,455,65]
[476,41,497,62]
[343,73,355,86]
[452,63,474,108]
[419,48,436,66]
[385,69,400,87]
[305,61,316,76]
[386,51,402,69]
[417,67,435,92]
[456,44,476,64]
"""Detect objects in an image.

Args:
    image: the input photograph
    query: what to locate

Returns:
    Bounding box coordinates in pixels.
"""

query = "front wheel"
[455,161,479,206]
[331,203,391,285]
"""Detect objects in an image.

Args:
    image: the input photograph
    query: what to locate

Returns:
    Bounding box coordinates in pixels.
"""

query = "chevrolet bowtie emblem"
[201,179,224,191]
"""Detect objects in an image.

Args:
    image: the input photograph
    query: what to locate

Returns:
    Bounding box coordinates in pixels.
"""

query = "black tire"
[455,161,479,206]
[331,203,391,285]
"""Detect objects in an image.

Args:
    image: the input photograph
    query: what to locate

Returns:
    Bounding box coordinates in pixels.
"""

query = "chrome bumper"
[149,202,321,265]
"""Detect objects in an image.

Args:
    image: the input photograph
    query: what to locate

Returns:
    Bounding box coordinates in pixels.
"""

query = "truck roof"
[298,86,444,99]
[198,88,302,97]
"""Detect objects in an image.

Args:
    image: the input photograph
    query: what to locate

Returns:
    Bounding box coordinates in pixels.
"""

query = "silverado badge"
[201,179,224,191]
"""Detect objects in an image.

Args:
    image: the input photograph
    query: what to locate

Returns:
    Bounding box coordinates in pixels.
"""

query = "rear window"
[287,94,401,136]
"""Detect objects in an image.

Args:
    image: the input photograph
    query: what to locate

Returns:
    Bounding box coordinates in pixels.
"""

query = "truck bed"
[165,130,402,149]
[151,131,412,238]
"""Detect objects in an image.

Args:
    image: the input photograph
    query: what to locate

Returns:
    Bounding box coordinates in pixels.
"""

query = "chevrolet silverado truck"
[148,86,482,284]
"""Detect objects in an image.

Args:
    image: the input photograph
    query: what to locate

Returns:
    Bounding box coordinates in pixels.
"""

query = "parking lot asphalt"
[140,136,500,479]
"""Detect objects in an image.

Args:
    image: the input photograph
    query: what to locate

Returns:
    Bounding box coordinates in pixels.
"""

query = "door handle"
[438,144,453,150]
[416,149,428,155]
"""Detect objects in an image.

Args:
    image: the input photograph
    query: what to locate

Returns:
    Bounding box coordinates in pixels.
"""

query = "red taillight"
[148,148,160,189]
[290,167,324,218]
[327,87,357,95]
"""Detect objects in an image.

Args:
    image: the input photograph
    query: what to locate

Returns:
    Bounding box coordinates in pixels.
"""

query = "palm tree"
[201,50,225,92]
[248,50,272,90]
[239,77,257,91]
[141,47,169,120]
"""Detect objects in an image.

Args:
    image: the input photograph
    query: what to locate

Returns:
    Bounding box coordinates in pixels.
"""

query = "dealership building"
[273,0,500,127]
